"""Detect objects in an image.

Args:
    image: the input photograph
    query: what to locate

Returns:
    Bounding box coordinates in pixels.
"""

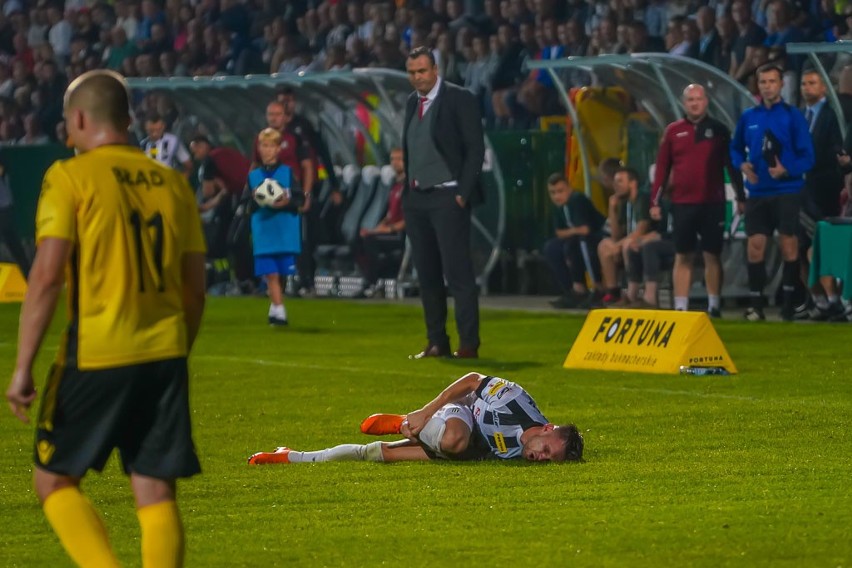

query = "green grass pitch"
[1,297,850,567]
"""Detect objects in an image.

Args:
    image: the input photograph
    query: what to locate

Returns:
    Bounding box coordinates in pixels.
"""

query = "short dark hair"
[598,157,622,179]
[191,134,211,145]
[547,172,568,186]
[615,166,640,184]
[276,86,295,97]
[145,112,162,124]
[756,63,783,80]
[408,45,436,65]
[554,424,584,462]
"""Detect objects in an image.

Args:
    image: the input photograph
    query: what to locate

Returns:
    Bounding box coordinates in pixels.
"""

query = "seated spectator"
[464,34,497,118]
[140,112,192,175]
[730,0,767,85]
[695,7,721,68]
[517,18,563,119]
[435,30,463,84]
[103,26,137,70]
[597,156,622,200]
[627,20,664,53]
[543,172,605,309]
[666,15,689,56]
[491,22,537,128]
[17,112,48,144]
[355,148,406,297]
[597,166,654,304]
[621,207,674,308]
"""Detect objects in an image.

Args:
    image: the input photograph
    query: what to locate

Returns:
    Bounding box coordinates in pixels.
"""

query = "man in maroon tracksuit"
[651,84,745,317]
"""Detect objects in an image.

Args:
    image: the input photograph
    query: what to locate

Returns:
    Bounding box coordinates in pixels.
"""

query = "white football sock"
[708,295,720,310]
[674,297,688,311]
[286,443,384,463]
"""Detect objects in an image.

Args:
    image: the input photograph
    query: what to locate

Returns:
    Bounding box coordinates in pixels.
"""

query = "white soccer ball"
[254,178,290,207]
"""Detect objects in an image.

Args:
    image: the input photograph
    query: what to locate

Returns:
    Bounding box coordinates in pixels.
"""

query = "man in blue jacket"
[730,64,815,321]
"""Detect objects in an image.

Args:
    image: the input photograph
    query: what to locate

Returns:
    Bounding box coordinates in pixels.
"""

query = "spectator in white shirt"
[47,4,72,60]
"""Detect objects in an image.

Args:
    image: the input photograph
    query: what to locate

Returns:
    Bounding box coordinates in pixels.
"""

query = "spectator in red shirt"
[651,84,744,317]
[356,147,406,296]
[252,100,312,191]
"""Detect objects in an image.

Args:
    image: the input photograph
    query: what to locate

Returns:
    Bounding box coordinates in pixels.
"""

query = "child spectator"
[249,127,304,326]
[543,172,606,309]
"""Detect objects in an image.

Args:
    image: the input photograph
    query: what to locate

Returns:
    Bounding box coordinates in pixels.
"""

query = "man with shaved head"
[651,83,744,316]
[6,70,207,567]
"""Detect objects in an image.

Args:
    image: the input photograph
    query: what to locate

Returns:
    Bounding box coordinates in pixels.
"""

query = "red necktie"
[418,96,428,119]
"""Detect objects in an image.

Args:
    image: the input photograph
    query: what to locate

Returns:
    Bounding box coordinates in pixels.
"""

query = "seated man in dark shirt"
[542,172,606,309]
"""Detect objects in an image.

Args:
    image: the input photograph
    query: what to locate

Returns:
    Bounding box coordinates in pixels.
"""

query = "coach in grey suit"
[402,46,485,359]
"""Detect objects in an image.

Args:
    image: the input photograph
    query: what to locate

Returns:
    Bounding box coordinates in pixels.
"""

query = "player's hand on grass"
[6,369,37,424]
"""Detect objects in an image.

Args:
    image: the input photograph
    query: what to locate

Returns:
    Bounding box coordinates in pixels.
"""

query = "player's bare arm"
[6,237,71,423]
[403,372,485,437]
[182,252,206,352]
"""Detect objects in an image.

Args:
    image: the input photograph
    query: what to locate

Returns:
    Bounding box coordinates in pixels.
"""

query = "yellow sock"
[42,486,120,568]
[137,500,184,568]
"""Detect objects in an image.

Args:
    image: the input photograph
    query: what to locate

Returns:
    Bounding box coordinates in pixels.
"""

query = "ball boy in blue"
[249,128,304,325]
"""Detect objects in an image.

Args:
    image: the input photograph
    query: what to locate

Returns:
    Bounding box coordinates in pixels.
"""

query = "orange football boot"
[247,447,292,465]
[360,414,406,435]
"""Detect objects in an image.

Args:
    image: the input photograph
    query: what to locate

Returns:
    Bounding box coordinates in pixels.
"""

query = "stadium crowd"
[1,0,851,322]
[2,0,852,142]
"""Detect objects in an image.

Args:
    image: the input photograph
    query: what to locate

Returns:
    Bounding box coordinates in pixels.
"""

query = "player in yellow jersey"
[5,70,206,568]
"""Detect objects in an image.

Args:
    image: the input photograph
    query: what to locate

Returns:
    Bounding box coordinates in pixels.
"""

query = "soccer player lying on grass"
[248,372,584,464]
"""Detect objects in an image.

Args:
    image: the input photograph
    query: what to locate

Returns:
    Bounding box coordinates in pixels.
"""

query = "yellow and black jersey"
[35,145,205,370]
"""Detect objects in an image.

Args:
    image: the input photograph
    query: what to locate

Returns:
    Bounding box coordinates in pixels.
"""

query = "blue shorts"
[254,254,297,277]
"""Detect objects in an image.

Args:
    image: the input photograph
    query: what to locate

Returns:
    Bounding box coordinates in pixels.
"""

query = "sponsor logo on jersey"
[493,432,507,453]
[488,380,507,396]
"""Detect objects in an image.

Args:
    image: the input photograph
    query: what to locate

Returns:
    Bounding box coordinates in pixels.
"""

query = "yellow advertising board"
[564,309,737,375]
[0,263,27,303]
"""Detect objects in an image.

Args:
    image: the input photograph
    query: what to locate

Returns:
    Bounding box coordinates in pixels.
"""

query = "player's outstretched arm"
[404,372,486,437]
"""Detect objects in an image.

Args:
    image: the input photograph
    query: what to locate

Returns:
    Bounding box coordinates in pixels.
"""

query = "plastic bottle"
[679,366,730,376]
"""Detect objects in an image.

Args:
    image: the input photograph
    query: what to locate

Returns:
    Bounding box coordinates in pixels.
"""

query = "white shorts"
[417,403,474,458]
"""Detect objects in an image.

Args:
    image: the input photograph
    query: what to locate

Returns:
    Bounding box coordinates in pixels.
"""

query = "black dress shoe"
[453,347,479,359]
[410,344,451,359]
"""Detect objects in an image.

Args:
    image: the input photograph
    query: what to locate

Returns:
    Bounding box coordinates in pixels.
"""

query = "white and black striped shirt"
[467,376,548,459]
[140,133,191,170]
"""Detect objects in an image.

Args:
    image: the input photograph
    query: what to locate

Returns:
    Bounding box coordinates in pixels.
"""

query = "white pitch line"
[197,355,438,379]
[196,355,759,401]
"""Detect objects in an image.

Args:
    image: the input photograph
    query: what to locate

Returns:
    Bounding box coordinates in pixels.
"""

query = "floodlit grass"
[0,297,850,567]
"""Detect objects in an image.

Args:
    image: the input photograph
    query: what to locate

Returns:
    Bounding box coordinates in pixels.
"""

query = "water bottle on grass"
[679,366,730,376]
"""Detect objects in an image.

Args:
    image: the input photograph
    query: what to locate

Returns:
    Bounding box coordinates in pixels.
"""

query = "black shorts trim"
[745,193,800,237]
[671,202,725,254]
[34,357,200,480]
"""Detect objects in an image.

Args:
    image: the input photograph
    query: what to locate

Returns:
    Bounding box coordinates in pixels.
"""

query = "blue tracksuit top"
[729,100,814,197]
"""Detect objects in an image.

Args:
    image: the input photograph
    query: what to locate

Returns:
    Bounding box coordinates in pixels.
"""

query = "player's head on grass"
[258,127,281,166]
[63,69,131,153]
[523,423,584,462]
